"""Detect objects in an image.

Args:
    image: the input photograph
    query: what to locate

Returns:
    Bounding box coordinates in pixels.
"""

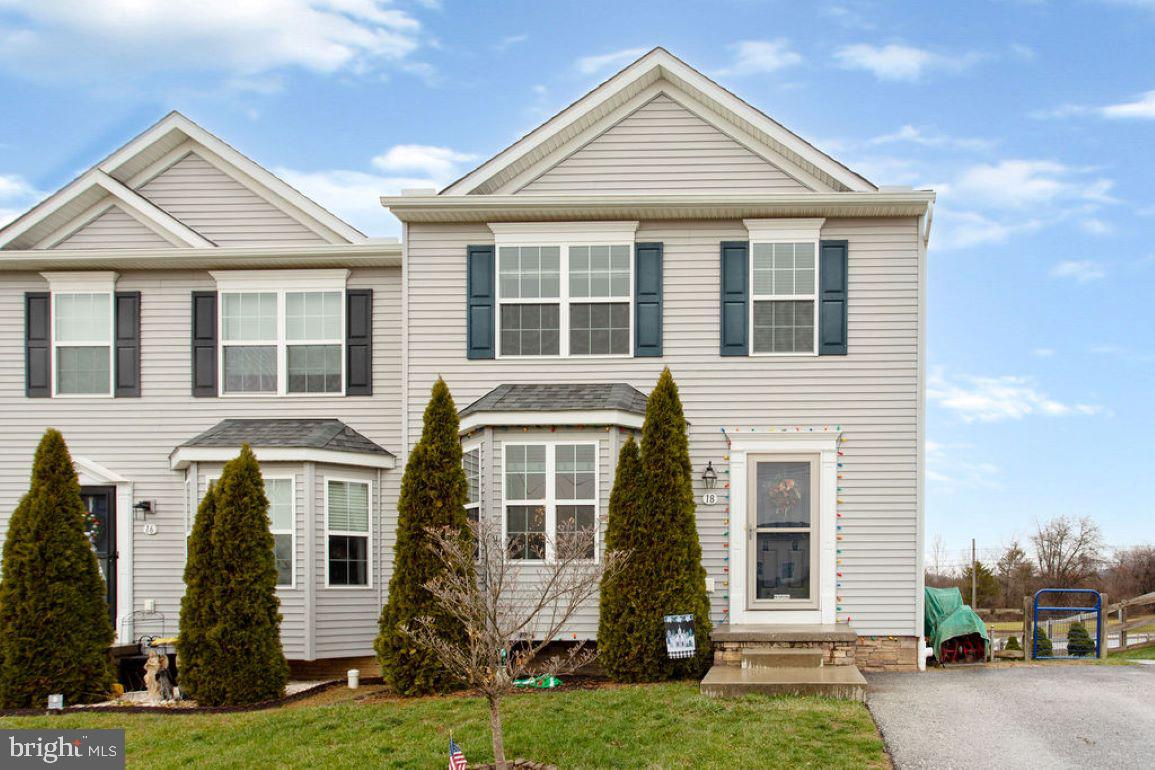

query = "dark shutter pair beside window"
[465,242,665,359]
[719,240,849,356]
[24,291,141,397]
[189,289,373,397]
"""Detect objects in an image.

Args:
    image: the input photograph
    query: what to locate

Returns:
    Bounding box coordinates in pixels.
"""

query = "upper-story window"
[212,270,347,396]
[54,292,114,395]
[746,220,822,356]
[491,222,637,359]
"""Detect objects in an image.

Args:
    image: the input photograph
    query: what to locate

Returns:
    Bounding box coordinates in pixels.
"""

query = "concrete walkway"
[867,664,1155,769]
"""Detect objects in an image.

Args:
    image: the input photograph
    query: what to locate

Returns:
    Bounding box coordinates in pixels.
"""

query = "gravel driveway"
[866,664,1155,769]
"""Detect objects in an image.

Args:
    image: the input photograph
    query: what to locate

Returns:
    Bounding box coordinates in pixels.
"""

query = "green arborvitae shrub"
[598,435,647,679]
[599,368,713,681]
[200,445,288,706]
[177,484,221,704]
[1033,625,1053,657]
[0,429,115,708]
[376,378,472,695]
[1066,621,1095,657]
[1005,635,1021,651]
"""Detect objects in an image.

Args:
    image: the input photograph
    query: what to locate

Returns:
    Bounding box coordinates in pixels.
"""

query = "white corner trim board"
[726,430,840,627]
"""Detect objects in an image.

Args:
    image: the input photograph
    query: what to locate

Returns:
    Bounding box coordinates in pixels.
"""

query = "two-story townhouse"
[383,48,933,674]
[0,47,932,679]
[0,113,404,663]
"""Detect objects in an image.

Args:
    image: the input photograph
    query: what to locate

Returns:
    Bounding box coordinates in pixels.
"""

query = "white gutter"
[170,446,396,471]
[381,191,935,223]
[0,241,402,271]
[459,409,644,433]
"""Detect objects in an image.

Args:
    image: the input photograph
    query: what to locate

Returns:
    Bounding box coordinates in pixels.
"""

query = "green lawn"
[0,683,886,769]
[1108,644,1155,662]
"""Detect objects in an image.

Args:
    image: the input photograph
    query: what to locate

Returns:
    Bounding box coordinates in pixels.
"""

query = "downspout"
[915,204,932,671]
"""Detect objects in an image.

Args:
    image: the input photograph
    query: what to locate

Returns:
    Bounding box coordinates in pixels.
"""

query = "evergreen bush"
[597,435,646,679]
[1033,625,1054,657]
[199,446,288,706]
[177,484,220,703]
[376,378,472,695]
[1005,635,1021,651]
[0,429,116,708]
[598,368,712,681]
[1066,621,1095,657]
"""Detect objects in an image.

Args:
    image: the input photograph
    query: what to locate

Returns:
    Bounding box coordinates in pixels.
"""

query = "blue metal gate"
[1032,589,1103,660]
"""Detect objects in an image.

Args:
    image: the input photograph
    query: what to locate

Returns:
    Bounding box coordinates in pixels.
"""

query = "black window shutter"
[819,240,849,356]
[114,291,142,397]
[191,291,218,397]
[346,288,373,395]
[25,292,50,398]
[720,241,749,356]
[466,244,495,359]
[634,242,663,357]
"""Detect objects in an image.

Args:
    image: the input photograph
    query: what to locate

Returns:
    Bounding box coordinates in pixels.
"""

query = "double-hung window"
[53,292,114,395]
[503,442,598,561]
[463,445,482,528]
[751,241,817,355]
[266,478,295,587]
[212,270,347,396]
[327,479,370,587]
[493,223,636,358]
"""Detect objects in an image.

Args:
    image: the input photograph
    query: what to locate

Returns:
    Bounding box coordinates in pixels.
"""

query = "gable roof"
[441,47,875,197]
[0,111,364,250]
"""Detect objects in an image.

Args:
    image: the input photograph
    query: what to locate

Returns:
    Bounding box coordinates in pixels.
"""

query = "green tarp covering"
[924,587,989,659]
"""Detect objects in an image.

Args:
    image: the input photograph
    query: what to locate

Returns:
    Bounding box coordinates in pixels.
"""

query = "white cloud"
[493,34,528,52]
[716,39,803,76]
[1101,90,1155,119]
[1079,217,1113,235]
[947,159,1115,209]
[276,142,479,235]
[834,43,982,82]
[932,208,1043,250]
[0,0,428,86]
[1032,347,1055,358]
[928,369,1104,423]
[574,47,648,76]
[0,172,42,227]
[925,439,1002,491]
[868,124,994,152]
[371,144,478,178]
[1050,259,1106,282]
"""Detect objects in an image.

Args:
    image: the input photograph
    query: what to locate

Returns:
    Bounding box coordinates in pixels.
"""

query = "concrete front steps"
[700,624,868,701]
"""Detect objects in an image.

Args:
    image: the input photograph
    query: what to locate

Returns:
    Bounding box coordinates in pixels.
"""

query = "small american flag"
[449,738,467,770]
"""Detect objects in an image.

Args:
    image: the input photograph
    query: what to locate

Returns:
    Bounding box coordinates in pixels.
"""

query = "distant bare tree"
[1103,545,1155,601]
[932,535,946,577]
[995,539,1035,607]
[1031,515,1104,587]
[404,519,626,769]
[925,534,956,588]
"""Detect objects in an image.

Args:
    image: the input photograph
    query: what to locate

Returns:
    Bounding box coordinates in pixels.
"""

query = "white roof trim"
[40,270,118,293]
[1,169,214,250]
[169,446,395,471]
[74,456,131,485]
[744,218,826,241]
[210,268,349,291]
[102,113,364,243]
[459,409,644,433]
[442,48,874,196]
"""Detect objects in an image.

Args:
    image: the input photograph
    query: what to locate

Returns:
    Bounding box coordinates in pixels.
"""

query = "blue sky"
[1,1,1152,563]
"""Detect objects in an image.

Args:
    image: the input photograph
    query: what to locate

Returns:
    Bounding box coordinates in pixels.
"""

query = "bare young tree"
[1031,515,1104,587]
[995,539,1035,607]
[404,517,626,769]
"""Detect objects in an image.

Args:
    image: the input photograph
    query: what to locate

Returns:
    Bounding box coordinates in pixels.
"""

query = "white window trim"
[489,222,637,360]
[203,473,297,590]
[211,269,349,397]
[748,239,820,358]
[500,440,600,564]
[41,272,118,398]
[323,476,373,589]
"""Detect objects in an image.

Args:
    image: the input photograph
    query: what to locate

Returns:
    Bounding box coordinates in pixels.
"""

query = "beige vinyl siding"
[52,204,174,250]
[405,218,920,637]
[517,94,811,195]
[0,267,402,659]
[137,152,326,246]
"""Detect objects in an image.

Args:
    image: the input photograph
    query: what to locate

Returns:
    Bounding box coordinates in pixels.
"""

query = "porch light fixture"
[701,461,718,490]
[132,500,154,521]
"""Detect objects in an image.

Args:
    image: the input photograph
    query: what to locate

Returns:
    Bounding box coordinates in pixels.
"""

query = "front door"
[747,455,818,610]
[80,486,117,627]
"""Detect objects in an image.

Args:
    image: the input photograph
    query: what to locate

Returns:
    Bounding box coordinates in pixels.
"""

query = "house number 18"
[701,493,718,505]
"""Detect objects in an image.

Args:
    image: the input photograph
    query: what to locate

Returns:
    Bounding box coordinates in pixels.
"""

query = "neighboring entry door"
[747,455,818,610]
[80,486,117,627]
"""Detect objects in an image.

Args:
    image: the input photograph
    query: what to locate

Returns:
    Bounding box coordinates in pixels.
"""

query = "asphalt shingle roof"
[181,419,392,457]
[459,383,648,417]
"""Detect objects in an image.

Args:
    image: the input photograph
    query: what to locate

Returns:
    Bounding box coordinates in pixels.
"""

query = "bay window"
[503,442,597,561]
[266,478,295,587]
[327,479,370,587]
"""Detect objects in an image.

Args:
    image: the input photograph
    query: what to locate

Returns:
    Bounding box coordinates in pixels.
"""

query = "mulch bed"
[470,760,557,770]
[0,678,381,718]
